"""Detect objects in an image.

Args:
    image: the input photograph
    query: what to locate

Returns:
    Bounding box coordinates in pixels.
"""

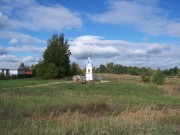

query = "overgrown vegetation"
[141,73,151,83]
[70,62,85,76]
[0,74,179,134]
[152,69,165,85]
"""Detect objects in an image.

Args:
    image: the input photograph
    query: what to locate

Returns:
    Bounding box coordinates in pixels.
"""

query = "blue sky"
[0,0,180,69]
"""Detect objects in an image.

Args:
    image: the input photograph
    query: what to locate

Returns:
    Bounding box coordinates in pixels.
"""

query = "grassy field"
[0,78,66,89]
[0,74,179,135]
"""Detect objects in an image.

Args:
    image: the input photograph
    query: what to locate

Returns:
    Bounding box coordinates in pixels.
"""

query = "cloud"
[7,45,46,53]
[69,35,173,60]
[0,12,8,29]
[0,54,39,65]
[70,44,119,59]
[9,38,18,44]
[0,54,17,62]
[22,56,38,62]
[0,31,46,44]
[167,22,180,37]
[127,49,146,55]
[0,0,82,31]
[70,35,135,46]
[147,44,170,54]
[90,0,180,37]
[70,35,120,59]
[0,46,8,55]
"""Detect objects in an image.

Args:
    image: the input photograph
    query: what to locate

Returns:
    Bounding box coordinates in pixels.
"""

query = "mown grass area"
[0,78,64,89]
[0,74,180,135]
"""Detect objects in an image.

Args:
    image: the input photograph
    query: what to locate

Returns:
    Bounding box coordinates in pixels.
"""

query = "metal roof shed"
[0,62,25,76]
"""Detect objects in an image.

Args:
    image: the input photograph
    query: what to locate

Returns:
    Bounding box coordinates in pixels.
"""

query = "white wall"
[86,65,93,81]
[9,70,18,76]
[86,66,92,74]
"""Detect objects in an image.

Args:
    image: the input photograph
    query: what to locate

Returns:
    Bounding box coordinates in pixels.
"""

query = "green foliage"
[177,70,180,78]
[96,63,154,76]
[141,73,151,83]
[99,64,106,73]
[36,34,71,79]
[71,62,78,75]
[44,63,59,79]
[70,62,84,75]
[163,66,179,76]
[36,61,48,79]
[112,64,119,74]
[141,68,152,83]
[152,69,165,85]
[0,72,5,80]
[106,62,114,73]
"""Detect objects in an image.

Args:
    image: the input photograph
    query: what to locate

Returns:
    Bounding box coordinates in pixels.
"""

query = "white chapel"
[86,54,93,81]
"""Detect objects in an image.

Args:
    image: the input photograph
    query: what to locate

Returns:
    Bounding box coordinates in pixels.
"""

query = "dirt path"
[2,80,109,90]
[26,80,111,88]
[1,81,74,90]
[26,81,73,88]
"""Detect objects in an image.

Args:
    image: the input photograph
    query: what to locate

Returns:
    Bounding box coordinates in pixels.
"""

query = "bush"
[152,69,165,85]
[0,73,5,80]
[177,70,180,78]
[141,74,151,83]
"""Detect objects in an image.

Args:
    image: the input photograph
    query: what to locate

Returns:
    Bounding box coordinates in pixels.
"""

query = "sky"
[0,0,180,69]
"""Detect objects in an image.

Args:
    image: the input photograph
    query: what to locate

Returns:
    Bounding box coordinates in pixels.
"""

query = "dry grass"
[5,106,179,135]
[163,77,180,96]
[163,84,180,96]
[95,73,141,83]
[57,101,111,114]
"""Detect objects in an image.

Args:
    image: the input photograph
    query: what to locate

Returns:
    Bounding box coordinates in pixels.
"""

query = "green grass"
[0,78,64,88]
[0,76,179,135]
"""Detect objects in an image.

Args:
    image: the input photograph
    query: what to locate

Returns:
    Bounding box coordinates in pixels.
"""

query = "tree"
[37,34,71,79]
[106,62,114,73]
[71,62,79,76]
[36,61,48,78]
[152,69,165,85]
[99,64,106,73]
[44,63,58,79]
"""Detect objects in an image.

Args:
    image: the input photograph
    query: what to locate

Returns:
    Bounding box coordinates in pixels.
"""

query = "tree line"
[94,62,180,77]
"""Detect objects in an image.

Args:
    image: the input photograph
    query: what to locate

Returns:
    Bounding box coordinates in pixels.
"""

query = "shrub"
[0,72,5,80]
[141,74,151,83]
[177,70,180,78]
[152,69,165,85]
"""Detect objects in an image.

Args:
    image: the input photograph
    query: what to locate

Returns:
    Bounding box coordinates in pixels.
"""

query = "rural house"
[0,62,26,76]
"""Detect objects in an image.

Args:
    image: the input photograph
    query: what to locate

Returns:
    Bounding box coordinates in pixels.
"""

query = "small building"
[86,54,93,81]
[72,75,86,83]
[0,62,26,76]
[73,75,81,82]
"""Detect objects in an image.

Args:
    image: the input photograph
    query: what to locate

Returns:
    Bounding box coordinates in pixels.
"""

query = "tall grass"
[0,75,180,134]
[3,107,180,135]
